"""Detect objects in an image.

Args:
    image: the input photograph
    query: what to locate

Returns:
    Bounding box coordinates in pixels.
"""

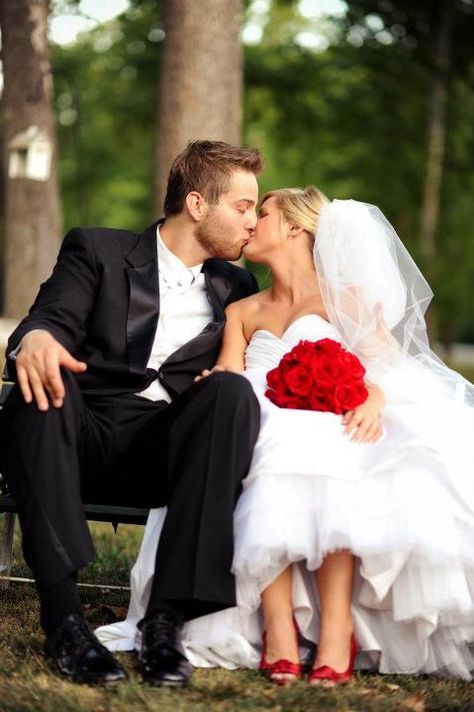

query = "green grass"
[1,523,473,711]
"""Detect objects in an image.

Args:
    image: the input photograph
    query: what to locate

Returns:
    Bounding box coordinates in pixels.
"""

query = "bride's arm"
[215,302,248,371]
[342,381,386,443]
[194,302,248,380]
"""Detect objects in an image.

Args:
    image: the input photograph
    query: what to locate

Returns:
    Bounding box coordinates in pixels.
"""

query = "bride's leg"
[261,566,299,667]
[313,550,355,671]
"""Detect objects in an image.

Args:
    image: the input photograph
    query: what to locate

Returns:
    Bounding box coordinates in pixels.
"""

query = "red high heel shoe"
[259,620,302,686]
[308,634,358,687]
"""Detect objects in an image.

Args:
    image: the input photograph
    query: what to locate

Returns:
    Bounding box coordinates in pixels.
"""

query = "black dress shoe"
[44,612,127,684]
[140,611,192,687]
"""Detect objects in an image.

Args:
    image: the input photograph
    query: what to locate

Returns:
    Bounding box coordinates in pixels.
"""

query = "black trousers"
[1,370,260,618]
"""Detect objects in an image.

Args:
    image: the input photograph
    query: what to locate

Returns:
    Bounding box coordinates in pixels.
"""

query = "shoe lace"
[60,614,110,660]
[143,612,181,657]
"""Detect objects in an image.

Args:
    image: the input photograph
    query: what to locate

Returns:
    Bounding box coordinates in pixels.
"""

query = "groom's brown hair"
[163,140,263,217]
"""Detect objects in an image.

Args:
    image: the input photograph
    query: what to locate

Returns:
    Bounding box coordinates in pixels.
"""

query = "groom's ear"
[185,191,208,222]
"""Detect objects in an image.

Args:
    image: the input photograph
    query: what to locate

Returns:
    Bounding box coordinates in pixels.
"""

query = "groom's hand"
[15,330,87,411]
[194,365,227,382]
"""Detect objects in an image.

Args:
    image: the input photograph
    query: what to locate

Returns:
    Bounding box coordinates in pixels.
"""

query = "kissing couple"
[2,140,473,687]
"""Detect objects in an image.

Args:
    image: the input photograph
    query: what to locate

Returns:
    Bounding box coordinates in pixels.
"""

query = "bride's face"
[243,196,284,263]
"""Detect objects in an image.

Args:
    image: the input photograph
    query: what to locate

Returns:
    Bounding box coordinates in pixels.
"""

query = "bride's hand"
[194,365,227,382]
[342,401,383,443]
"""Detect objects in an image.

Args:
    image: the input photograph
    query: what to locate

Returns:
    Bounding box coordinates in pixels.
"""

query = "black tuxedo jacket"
[5,221,258,399]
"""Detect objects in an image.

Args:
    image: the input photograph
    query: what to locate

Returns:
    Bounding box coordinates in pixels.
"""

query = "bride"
[97,187,474,683]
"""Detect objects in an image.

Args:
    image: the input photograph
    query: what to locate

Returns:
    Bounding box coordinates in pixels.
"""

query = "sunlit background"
[1,0,473,352]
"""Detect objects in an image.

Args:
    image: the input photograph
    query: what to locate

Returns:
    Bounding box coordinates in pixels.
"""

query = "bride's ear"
[287,223,305,239]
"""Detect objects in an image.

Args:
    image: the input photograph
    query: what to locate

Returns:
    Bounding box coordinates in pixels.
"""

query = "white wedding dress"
[96,313,474,679]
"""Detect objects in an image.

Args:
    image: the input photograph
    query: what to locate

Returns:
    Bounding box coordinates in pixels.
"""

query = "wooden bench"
[0,381,149,588]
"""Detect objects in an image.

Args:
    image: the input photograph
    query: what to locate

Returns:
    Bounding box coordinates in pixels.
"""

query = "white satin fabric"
[96,314,474,679]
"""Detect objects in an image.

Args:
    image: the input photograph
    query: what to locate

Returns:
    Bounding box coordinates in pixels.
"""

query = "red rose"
[291,341,317,365]
[266,376,287,402]
[310,355,343,386]
[309,388,333,412]
[278,353,299,375]
[265,337,367,414]
[339,351,366,380]
[265,387,305,409]
[282,365,314,396]
[267,367,283,391]
[312,338,343,357]
[333,382,368,414]
[280,394,307,409]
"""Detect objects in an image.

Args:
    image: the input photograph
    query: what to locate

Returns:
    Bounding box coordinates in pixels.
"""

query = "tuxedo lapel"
[160,322,225,373]
[203,259,233,321]
[125,222,160,374]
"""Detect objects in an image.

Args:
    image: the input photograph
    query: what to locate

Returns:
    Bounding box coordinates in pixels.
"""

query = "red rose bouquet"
[265,338,368,414]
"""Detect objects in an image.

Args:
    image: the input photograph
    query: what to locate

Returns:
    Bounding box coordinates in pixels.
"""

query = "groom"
[0,140,262,686]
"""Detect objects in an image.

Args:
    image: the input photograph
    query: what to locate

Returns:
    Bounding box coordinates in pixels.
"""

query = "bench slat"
[0,496,148,525]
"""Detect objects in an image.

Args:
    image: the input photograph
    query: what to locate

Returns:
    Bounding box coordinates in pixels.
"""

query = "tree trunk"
[155,0,243,214]
[0,0,62,319]
[419,2,454,340]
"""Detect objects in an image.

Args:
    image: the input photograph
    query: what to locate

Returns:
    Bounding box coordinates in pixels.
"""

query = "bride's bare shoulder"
[225,289,271,340]
[226,289,270,318]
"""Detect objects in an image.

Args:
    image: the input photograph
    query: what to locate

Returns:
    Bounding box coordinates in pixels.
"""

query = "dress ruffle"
[96,316,474,679]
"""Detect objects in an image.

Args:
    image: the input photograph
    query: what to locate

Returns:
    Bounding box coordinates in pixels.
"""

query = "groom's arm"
[11,330,87,411]
[6,228,98,357]
[5,228,98,408]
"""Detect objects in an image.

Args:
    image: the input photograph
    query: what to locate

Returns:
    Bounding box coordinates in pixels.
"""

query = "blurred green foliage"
[53,0,161,230]
[48,0,474,342]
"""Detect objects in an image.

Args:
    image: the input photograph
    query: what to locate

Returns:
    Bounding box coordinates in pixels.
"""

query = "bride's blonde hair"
[261,186,329,236]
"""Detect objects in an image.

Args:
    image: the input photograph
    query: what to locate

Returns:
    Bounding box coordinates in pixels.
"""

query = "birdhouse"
[8,126,52,182]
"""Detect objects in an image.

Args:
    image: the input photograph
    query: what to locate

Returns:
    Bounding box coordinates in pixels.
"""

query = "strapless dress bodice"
[244,314,343,370]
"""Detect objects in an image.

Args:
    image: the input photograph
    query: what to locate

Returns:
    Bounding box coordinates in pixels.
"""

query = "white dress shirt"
[138,226,214,402]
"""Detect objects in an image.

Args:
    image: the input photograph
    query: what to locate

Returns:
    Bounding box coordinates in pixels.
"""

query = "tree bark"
[155,0,243,214]
[419,1,454,340]
[0,0,62,319]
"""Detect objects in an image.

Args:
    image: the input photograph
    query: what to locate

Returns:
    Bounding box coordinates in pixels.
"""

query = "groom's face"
[195,169,258,261]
